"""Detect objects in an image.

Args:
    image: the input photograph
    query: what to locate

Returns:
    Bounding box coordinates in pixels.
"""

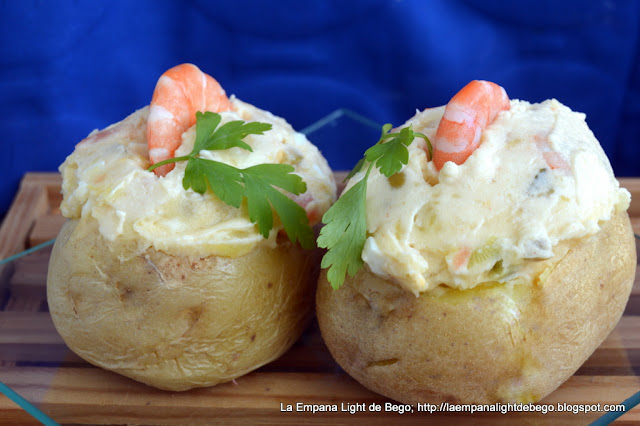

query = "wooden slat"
[0,367,637,425]
[8,246,51,300]
[620,178,640,219]
[2,296,45,313]
[598,316,640,350]
[0,393,42,426]
[0,262,14,310]
[0,181,48,259]
[0,172,62,260]
[0,312,70,364]
[20,173,62,188]
[29,215,65,247]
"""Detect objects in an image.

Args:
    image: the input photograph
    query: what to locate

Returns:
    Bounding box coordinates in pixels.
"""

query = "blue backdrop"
[1,0,639,217]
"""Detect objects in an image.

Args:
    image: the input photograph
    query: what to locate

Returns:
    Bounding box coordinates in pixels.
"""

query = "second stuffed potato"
[318,209,635,404]
[317,80,635,404]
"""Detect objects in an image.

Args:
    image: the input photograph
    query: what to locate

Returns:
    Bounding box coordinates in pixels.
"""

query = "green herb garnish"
[148,111,314,249]
[318,123,430,289]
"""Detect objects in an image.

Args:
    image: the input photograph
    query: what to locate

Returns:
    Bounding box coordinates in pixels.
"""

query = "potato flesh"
[47,218,317,391]
[316,210,636,404]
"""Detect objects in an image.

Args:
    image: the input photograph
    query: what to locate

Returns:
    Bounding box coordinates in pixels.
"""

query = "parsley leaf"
[365,125,411,177]
[148,112,314,248]
[192,111,271,154]
[317,164,371,289]
[344,123,431,181]
[192,111,222,153]
[242,164,314,249]
[319,123,431,289]
[183,158,244,208]
[344,124,392,181]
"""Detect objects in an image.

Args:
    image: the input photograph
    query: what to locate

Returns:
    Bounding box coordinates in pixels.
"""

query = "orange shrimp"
[452,246,471,270]
[147,63,233,176]
[432,80,510,170]
[533,135,571,172]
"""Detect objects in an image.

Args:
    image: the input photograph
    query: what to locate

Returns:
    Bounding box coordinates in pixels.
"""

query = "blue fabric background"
[1,0,639,217]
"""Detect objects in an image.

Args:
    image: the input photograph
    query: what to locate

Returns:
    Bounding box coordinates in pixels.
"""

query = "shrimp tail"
[433,80,510,170]
[146,63,233,176]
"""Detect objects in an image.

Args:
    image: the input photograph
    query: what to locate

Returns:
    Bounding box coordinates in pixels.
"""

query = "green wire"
[590,391,640,425]
[0,380,58,425]
[0,238,56,266]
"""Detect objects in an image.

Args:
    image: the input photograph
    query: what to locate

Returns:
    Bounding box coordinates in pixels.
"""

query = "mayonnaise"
[357,99,630,295]
[60,97,337,258]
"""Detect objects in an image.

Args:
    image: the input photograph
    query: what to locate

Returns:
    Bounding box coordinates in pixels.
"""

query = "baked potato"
[317,209,635,404]
[47,64,336,391]
[316,81,635,404]
[48,217,318,391]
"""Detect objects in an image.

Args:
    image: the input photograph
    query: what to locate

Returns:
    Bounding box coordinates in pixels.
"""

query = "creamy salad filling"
[354,99,630,295]
[60,97,337,258]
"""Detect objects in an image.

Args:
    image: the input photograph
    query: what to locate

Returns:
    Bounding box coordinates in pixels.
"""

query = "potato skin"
[316,210,636,404]
[47,217,317,391]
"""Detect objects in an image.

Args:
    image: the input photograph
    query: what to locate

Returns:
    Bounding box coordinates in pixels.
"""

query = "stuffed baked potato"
[47,64,336,391]
[316,81,635,404]
[317,209,635,404]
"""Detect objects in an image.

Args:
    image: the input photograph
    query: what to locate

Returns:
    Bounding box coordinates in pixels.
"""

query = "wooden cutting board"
[0,172,638,425]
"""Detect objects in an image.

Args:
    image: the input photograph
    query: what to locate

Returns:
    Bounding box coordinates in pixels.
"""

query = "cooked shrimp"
[534,135,571,172]
[433,80,510,170]
[147,63,233,176]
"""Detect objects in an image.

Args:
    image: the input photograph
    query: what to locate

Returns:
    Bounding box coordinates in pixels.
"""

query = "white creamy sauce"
[60,97,337,258]
[357,100,630,295]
